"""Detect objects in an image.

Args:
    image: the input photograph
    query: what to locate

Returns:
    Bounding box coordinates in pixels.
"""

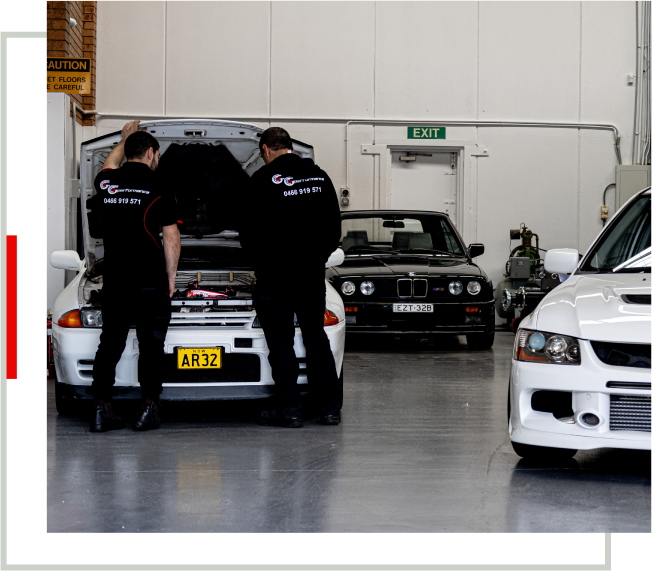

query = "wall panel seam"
[269,1,272,118]
[577,1,583,250]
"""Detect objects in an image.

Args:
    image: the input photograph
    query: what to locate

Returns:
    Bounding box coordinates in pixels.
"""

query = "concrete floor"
[47,330,651,533]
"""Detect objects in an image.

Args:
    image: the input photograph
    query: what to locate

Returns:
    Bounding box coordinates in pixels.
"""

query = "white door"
[390,151,458,222]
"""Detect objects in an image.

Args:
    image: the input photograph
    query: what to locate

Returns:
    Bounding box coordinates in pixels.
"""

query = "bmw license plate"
[176,347,223,369]
[393,304,434,313]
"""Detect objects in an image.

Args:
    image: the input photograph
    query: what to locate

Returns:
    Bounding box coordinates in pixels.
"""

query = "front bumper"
[52,320,345,400]
[509,338,651,451]
[343,300,495,334]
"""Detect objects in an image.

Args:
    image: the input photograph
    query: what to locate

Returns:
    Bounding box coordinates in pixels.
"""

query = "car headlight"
[341,281,356,295]
[360,281,375,295]
[515,329,581,365]
[449,281,463,295]
[80,308,103,328]
[467,281,481,295]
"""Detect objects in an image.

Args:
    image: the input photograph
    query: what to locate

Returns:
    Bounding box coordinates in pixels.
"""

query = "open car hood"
[79,119,314,270]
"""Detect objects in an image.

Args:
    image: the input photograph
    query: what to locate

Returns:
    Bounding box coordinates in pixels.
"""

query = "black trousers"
[91,284,171,401]
[254,279,342,416]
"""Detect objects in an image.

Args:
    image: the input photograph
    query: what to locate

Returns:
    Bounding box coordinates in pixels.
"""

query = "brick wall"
[47,1,96,126]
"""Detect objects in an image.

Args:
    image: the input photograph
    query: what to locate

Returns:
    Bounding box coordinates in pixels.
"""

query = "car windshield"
[580,192,651,273]
[340,214,465,256]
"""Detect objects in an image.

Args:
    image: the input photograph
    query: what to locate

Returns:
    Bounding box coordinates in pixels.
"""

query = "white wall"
[93,1,638,308]
[47,94,67,312]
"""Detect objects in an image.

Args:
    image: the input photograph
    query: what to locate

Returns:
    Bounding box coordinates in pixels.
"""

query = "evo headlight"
[515,329,581,365]
[80,307,103,328]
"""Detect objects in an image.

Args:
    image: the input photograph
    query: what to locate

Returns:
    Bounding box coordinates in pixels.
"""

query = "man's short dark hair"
[259,127,293,153]
[124,131,160,160]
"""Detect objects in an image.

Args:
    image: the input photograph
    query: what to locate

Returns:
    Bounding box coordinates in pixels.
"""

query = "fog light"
[579,412,601,428]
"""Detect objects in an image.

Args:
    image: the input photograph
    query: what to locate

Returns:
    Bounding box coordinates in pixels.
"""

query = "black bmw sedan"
[326,211,495,349]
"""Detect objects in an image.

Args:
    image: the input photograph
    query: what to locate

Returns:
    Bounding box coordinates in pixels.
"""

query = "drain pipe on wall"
[70,108,623,188]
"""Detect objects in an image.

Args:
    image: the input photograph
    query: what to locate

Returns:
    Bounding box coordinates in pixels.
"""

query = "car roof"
[341,210,448,217]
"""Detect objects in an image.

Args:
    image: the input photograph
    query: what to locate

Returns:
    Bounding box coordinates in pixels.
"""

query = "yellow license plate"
[176,347,223,369]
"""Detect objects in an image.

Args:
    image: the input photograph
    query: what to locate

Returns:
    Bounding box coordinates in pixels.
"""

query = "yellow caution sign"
[47,58,91,94]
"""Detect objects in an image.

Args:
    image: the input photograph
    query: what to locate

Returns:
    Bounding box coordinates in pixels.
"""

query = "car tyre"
[511,441,577,460]
[466,331,495,350]
[54,379,79,416]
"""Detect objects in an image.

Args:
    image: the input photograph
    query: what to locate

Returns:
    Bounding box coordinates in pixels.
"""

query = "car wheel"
[466,331,495,350]
[511,441,577,460]
[54,379,79,416]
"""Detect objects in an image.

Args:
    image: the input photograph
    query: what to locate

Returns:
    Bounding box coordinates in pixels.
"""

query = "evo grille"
[591,341,651,369]
[609,395,651,432]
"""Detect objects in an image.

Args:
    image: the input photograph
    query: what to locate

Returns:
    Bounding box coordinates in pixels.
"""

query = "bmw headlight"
[467,281,481,295]
[515,329,581,365]
[360,281,375,295]
[341,281,356,295]
[80,307,103,328]
[449,281,463,295]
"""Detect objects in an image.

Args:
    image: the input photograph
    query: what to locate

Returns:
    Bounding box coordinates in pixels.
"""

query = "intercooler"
[609,395,651,432]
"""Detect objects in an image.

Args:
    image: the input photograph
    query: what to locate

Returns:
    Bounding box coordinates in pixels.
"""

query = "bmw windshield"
[340,214,465,257]
[580,191,651,273]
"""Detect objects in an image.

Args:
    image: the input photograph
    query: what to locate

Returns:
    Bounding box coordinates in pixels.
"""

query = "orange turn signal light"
[466,307,479,313]
[57,309,82,328]
[514,346,548,363]
[345,306,359,313]
[324,309,340,326]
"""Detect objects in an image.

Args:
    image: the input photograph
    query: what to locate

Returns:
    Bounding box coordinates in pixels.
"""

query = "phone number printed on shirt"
[284,186,322,197]
[104,197,141,205]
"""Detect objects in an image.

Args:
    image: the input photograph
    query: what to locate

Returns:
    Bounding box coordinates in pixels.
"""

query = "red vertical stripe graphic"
[6,235,32,379]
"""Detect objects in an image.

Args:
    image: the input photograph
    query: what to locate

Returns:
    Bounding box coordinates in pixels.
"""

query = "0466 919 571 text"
[103,197,141,205]
[283,186,322,197]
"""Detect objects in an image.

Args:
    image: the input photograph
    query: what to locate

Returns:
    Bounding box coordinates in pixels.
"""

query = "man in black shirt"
[90,121,180,432]
[240,127,342,427]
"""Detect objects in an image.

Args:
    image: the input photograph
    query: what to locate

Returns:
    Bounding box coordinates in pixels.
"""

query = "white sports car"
[50,120,345,413]
[509,187,651,459]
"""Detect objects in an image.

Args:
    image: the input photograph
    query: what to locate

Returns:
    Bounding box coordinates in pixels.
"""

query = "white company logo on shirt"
[271,174,296,186]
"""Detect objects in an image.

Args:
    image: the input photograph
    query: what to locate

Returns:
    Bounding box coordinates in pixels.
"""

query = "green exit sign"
[408,126,446,139]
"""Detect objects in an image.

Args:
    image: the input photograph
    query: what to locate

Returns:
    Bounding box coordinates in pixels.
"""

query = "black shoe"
[316,413,341,426]
[258,409,303,428]
[90,399,125,433]
[134,399,161,431]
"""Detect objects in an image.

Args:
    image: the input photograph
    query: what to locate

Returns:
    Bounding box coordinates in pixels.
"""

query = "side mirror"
[468,244,484,258]
[50,250,83,271]
[544,248,579,275]
[325,248,345,268]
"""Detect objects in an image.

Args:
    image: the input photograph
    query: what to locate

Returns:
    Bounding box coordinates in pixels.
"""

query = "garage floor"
[47,330,651,533]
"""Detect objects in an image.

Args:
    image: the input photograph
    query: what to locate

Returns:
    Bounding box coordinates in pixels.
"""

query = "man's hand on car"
[121,120,144,141]
[103,120,146,169]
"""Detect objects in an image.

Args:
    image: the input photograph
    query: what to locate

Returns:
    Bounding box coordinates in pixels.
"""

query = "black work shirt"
[94,162,178,288]
[239,153,342,286]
